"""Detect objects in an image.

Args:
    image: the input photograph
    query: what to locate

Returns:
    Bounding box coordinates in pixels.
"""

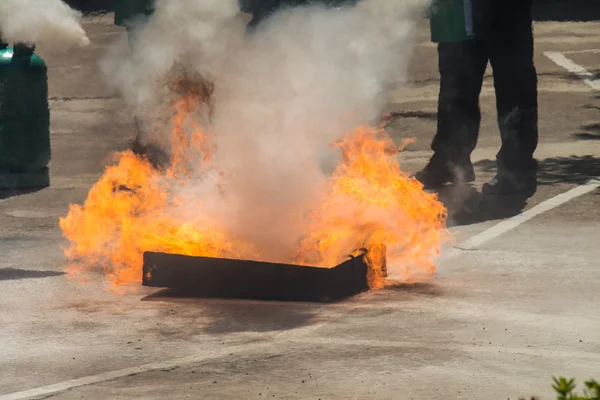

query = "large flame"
[59,88,448,292]
[296,127,448,288]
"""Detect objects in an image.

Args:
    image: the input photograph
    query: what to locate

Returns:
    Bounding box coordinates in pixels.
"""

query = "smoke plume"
[0,0,89,47]
[101,0,430,263]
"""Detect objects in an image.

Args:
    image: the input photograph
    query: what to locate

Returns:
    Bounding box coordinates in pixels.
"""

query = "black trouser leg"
[489,1,538,173]
[432,40,489,164]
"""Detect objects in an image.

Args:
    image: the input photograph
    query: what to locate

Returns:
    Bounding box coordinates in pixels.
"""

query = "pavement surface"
[1,13,599,400]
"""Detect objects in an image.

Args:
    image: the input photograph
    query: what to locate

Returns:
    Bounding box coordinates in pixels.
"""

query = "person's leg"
[484,0,538,194]
[433,40,489,163]
[416,40,488,188]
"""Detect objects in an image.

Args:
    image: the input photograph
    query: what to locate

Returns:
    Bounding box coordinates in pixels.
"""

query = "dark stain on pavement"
[0,268,65,281]
[384,282,444,297]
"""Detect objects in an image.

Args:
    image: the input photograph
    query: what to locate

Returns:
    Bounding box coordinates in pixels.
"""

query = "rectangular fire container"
[142,251,376,302]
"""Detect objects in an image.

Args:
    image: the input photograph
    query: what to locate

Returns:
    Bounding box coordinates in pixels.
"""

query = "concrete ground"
[1,14,599,400]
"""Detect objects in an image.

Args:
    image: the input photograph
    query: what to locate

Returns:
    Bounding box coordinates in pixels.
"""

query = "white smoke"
[101,0,429,261]
[0,0,89,47]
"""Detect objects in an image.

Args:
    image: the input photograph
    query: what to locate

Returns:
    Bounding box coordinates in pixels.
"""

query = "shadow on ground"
[573,123,600,141]
[441,155,600,227]
[141,289,325,334]
[63,0,114,13]
[0,188,45,200]
[532,0,600,21]
[475,155,600,185]
[0,268,65,281]
[63,0,357,14]
[65,0,600,21]
[139,283,444,334]
[440,185,534,227]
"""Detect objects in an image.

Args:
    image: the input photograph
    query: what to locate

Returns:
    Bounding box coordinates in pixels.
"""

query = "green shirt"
[114,0,155,27]
[430,0,474,43]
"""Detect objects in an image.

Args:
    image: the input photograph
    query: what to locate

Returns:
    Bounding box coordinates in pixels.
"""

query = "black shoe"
[482,171,537,196]
[414,154,475,189]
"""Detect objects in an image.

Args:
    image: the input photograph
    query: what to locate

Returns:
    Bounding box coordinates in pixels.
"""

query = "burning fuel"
[59,0,448,292]
[59,102,447,291]
[296,127,448,288]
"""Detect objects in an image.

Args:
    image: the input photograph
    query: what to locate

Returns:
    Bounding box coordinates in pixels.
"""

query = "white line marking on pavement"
[458,179,600,250]
[0,342,271,400]
[544,51,600,91]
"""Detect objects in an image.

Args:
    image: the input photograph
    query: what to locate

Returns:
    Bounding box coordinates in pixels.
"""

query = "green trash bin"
[430,0,474,43]
[0,42,51,189]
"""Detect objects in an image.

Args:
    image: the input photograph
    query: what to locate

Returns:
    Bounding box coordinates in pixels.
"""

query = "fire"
[59,151,246,289]
[59,88,448,292]
[59,82,250,291]
[296,127,448,288]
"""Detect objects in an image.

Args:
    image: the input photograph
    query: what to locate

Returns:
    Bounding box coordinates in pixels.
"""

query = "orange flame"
[59,89,448,293]
[297,127,448,288]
